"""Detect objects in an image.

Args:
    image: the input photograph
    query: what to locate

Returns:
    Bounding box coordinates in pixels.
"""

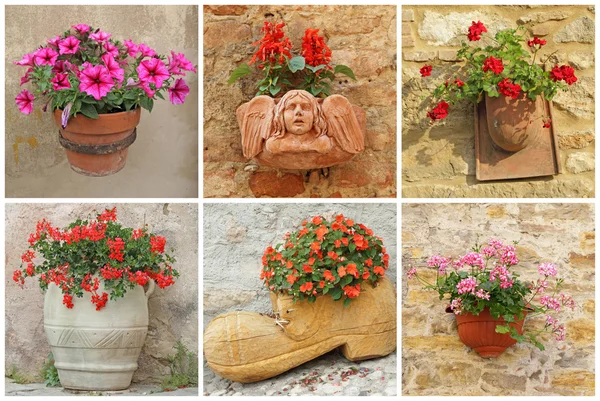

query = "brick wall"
[204,5,397,198]
[402,5,595,198]
[402,203,594,396]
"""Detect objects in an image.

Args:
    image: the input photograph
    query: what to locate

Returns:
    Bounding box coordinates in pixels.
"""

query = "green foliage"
[429,24,568,107]
[40,353,61,387]
[161,342,198,391]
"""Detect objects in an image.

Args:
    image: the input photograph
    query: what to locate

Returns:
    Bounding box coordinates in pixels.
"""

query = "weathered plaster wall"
[203,203,397,326]
[402,5,595,198]
[5,5,198,198]
[204,5,397,198]
[5,203,198,384]
[402,203,594,396]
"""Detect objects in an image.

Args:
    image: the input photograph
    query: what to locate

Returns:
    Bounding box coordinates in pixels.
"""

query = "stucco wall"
[203,5,397,198]
[203,203,397,326]
[5,5,199,198]
[402,203,595,396]
[402,5,595,198]
[5,203,198,384]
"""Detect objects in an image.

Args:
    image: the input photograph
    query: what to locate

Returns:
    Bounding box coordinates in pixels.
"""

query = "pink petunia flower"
[90,30,111,42]
[14,53,35,67]
[168,51,197,75]
[51,73,71,91]
[33,47,59,66]
[137,43,156,58]
[140,82,156,98]
[101,54,124,84]
[79,65,115,100]
[72,24,91,34]
[137,58,170,88]
[123,40,139,57]
[168,78,189,105]
[20,68,33,86]
[15,90,34,114]
[104,42,119,58]
[58,36,81,55]
[47,35,62,48]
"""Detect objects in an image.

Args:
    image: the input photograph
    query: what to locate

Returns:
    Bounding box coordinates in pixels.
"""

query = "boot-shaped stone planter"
[44,280,154,390]
[204,277,396,383]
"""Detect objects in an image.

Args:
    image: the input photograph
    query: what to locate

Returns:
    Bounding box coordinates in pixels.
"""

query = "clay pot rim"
[445,304,533,314]
[53,107,141,135]
[53,107,141,120]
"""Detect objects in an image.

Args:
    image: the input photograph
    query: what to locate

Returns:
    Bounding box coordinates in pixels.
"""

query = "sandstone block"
[402,9,414,22]
[204,21,252,49]
[517,10,571,24]
[403,51,437,62]
[481,372,527,391]
[568,52,595,70]
[418,11,511,46]
[554,17,595,43]
[204,5,248,16]
[248,171,305,198]
[565,152,595,174]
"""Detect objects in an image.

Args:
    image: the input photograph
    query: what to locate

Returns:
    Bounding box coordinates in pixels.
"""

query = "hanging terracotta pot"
[485,93,544,152]
[44,280,154,390]
[53,108,141,177]
[447,306,527,358]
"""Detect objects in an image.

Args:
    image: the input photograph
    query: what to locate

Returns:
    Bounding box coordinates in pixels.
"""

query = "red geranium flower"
[420,65,432,77]
[527,37,547,48]
[498,78,522,99]
[483,57,504,74]
[550,65,577,85]
[427,101,450,121]
[543,119,552,129]
[467,21,487,41]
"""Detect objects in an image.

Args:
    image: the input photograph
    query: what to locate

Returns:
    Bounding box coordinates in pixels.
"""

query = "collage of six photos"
[3,3,596,398]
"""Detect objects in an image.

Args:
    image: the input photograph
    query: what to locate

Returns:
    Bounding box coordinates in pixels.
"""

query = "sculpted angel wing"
[239,96,275,159]
[322,95,365,154]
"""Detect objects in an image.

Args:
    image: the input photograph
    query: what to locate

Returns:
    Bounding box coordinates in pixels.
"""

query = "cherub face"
[283,97,314,135]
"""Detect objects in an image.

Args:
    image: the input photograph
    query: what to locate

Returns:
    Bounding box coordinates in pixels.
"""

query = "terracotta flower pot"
[448,306,527,358]
[44,280,154,390]
[53,108,141,177]
[485,93,544,152]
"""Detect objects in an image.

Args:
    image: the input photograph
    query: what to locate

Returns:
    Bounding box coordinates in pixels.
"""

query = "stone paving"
[203,350,397,396]
[5,378,198,396]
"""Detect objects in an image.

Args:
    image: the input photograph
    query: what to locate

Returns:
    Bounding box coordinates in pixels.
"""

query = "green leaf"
[79,103,99,119]
[269,85,281,96]
[343,297,352,308]
[334,64,356,80]
[330,287,342,301]
[227,64,252,85]
[155,91,165,100]
[495,325,510,334]
[306,64,327,73]
[288,56,306,73]
[140,96,154,113]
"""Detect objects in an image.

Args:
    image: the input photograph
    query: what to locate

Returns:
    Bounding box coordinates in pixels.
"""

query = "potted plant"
[228,21,366,170]
[407,238,575,358]
[419,21,577,152]
[204,214,396,383]
[12,207,179,390]
[14,24,197,176]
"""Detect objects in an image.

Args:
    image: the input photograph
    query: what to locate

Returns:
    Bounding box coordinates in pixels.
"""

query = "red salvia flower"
[249,21,292,67]
[301,28,332,69]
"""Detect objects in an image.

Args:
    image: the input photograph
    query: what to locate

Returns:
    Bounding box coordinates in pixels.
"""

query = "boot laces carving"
[273,311,290,330]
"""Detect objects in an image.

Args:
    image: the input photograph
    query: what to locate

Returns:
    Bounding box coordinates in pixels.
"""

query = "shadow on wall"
[402,203,595,396]
[203,5,397,198]
[5,5,199,198]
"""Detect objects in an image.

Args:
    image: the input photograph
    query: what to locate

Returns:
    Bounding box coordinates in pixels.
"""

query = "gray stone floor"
[5,378,198,396]
[203,350,397,396]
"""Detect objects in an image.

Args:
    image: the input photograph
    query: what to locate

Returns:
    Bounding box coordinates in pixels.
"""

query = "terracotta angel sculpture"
[236,90,366,169]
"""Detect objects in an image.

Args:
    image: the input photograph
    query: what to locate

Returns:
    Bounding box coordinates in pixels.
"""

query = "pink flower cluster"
[14,24,196,116]
[456,276,478,295]
[406,266,417,279]
[540,295,561,312]
[455,252,485,270]
[489,265,514,289]
[427,255,451,275]
[450,298,463,315]
[538,262,557,277]
[545,315,566,341]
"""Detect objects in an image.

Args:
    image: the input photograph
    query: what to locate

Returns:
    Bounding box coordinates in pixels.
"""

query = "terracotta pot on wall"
[448,306,527,358]
[53,108,141,177]
[485,93,545,152]
[44,280,154,391]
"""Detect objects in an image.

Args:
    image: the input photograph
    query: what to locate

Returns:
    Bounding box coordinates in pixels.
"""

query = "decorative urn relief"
[237,90,366,170]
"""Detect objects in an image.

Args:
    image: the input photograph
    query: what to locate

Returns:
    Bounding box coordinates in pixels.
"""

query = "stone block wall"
[5,204,198,384]
[402,5,595,198]
[402,203,594,396]
[203,203,397,326]
[204,5,397,198]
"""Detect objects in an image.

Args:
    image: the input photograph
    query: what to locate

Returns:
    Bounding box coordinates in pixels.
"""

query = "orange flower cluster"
[249,21,292,68]
[260,214,389,305]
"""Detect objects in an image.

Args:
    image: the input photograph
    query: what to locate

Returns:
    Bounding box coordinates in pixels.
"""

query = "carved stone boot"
[204,277,396,383]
